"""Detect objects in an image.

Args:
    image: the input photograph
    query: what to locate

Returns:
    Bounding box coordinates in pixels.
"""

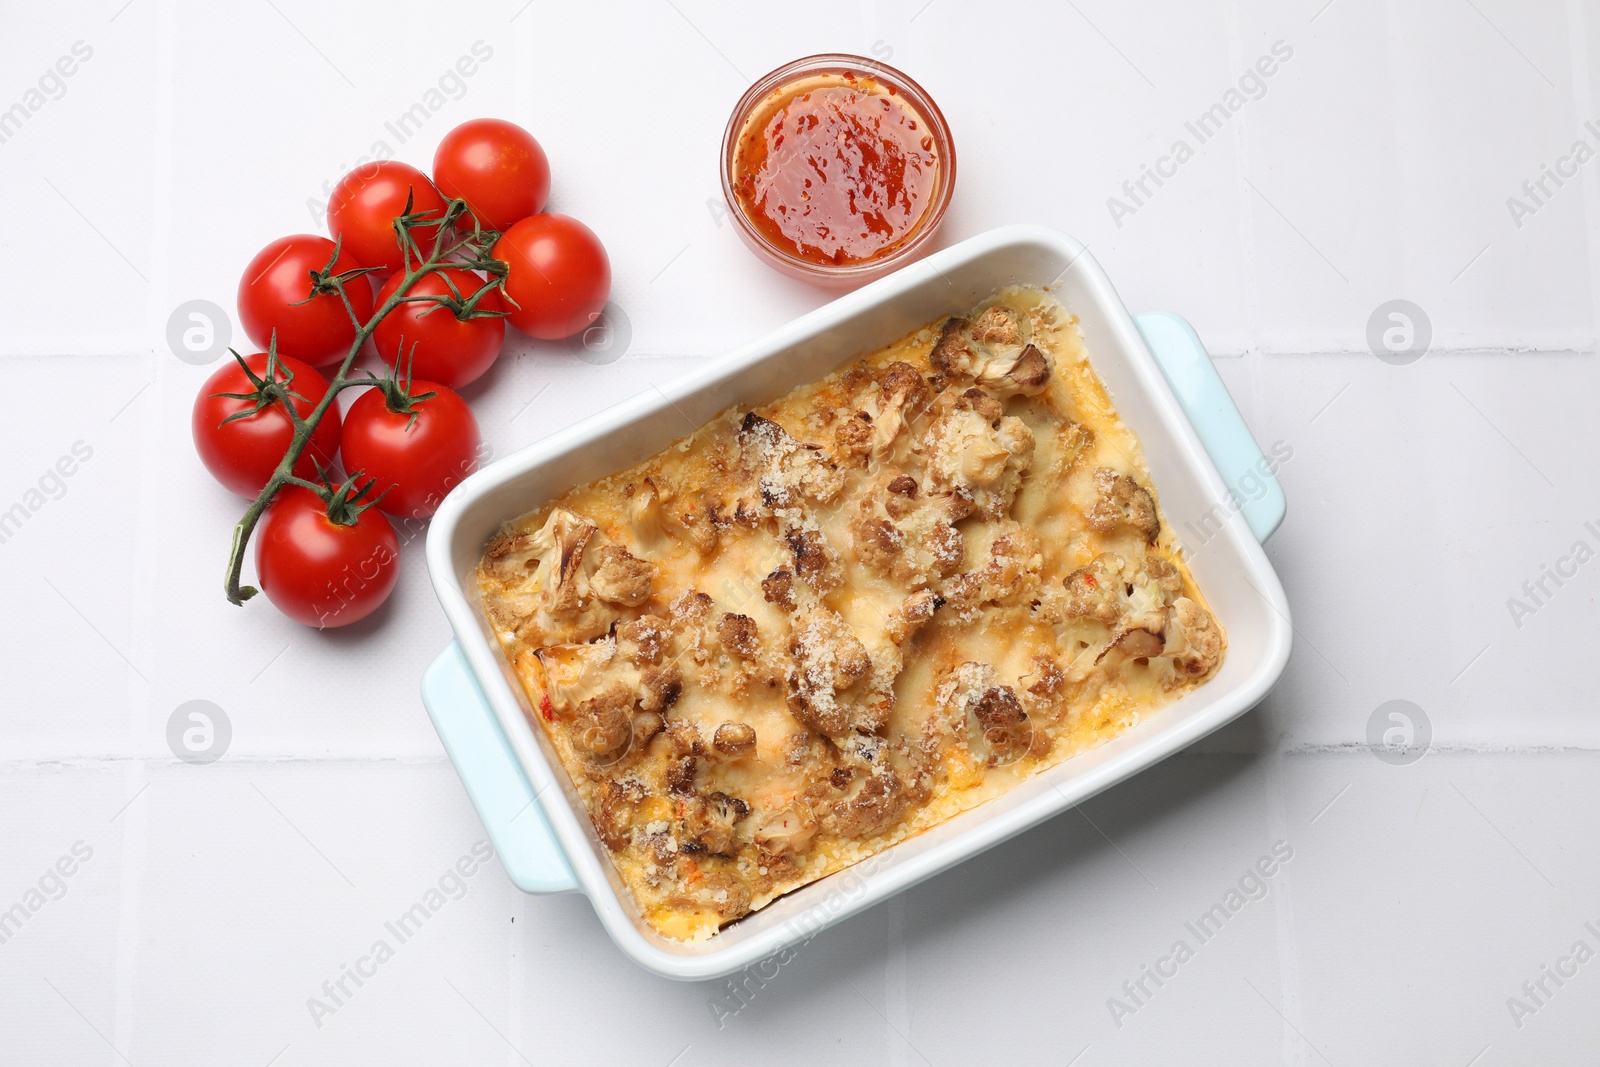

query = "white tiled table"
[3,1,1596,1063]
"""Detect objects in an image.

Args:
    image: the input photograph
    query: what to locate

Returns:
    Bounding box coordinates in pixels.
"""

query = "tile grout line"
[1376,0,1419,345]
[1224,0,1270,456]
[109,758,149,1067]
[108,0,181,1052]
[886,894,910,1067]
[505,866,527,1067]
[1263,703,1310,1067]
[1563,0,1600,359]
[1225,0,1264,361]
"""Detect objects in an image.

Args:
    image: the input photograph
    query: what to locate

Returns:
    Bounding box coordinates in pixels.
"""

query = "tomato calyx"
[305,467,390,528]
[394,192,508,277]
[395,267,509,327]
[360,352,439,432]
[210,344,310,428]
[281,463,391,528]
[300,236,378,306]
[393,190,443,274]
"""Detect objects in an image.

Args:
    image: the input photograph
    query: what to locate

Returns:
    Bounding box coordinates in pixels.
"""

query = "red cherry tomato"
[493,214,610,340]
[340,383,481,519]
[327,161,447,274]
[371,269,505,388]
[432,118,551,232]
[255,486,399,628]
[237,235,374,366]
[192,353,342,498]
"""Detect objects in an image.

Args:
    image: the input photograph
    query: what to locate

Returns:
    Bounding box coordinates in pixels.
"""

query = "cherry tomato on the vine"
[432,118,551,232]
[254,486,399,628]
[340,383,481,520]
[371,269,505,388]
[327,161,448,274]
[237,235,373,366]
[493,213,610,340]
[192,353,342,498]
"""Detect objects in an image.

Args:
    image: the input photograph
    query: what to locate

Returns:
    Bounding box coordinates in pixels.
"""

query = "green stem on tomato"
[222,200,503,605]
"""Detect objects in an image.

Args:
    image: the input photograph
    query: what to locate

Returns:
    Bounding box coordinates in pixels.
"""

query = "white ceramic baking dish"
[422,225,1292,981]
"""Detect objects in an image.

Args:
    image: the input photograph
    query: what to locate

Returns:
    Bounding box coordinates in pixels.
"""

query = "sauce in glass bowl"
[722,56,956,286]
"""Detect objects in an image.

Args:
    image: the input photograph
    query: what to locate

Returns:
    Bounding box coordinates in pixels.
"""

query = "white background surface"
[2,0,1597,1063]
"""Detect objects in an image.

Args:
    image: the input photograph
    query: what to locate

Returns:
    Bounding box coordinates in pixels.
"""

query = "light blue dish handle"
[425,311,1281,899]
[1134,312,1286,543]
[422,642,579,894]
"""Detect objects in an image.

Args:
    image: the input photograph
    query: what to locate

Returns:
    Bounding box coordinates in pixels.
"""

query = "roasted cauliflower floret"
[957,387,1003,423]
[570,684,634,756]
[669,589,712,623]
[942,524,1043,618]
[712,721,757,757]
[637,662,682,713]
[933,660,1035,765]
[971,305,1023,347]
[752,802,818,858]
[1091,594,1222,681]
[482,531,539,584]
[930,316,974,377]
[1163,597,1223,682]
[531,509,598,613]
[528,640,616,717]
[761,566,797,611]
[969,684,1032,764]
[680,791,750,856]
[790,610,872,691]
[480,508,653,643]
[1098,615,1167,664]
[976,343,1051,397]
[590,545,654,607]
[885,473,919,518]
[886,588,944,644]
[675,499,721,555]
[850,513,908,580]
[717,612,759,658]
[919,399,1035,521]
[822,768,908,839]
[1143,549,1184,601]
[738,412,844,508]
[1062,555,1129,626]
[593,778,647,851]
[531,644,669,764]
[873,361,932,455]
[625,478,668,554]
[850,482,966,589]
[930,306,1050,397]
[616,614,667,664]
[833,410,874,465]
[1087,467,1160,543]
[785,609,874,736]
[785,524,841,592]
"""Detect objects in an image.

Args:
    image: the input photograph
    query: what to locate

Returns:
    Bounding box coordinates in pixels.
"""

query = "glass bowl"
[720,54,957,288]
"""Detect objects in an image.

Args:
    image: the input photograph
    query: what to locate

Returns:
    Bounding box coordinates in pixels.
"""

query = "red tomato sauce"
[730,73,941,267]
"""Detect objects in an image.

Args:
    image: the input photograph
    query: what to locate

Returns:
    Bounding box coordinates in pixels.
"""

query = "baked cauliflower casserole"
[479,288,1224,940]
